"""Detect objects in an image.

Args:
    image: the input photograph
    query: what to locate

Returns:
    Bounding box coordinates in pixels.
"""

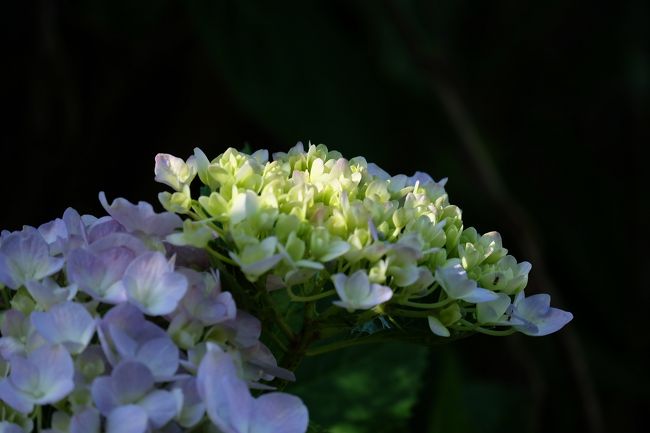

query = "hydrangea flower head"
[0,142,572,433]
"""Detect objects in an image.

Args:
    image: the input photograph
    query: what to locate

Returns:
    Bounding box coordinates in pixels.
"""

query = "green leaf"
[286,342,428,433]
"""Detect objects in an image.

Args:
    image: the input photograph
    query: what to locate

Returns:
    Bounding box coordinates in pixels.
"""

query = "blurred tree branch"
[382,1,604,432]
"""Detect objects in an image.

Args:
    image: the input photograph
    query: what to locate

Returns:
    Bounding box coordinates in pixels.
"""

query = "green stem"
[391,308,436,318]
[35,406,42,432]
[205,245,237,266]
[261,290,295,340]
[398,297,454,309]
[0,288,9,309]
[305,334,393,356]
[287,287,336,302]
[455,319,517,336]
[267,330,289,353]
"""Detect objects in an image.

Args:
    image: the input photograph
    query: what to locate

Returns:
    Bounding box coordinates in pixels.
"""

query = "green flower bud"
[439,302,462,326]
[158,186,192,214]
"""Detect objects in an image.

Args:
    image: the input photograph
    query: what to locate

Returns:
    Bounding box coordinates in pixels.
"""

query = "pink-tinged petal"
[0,379,33,414]
[87,217,125,243]
[88,232,149,257]
[155,153,197,191]
[198,351,252,433]
[112,361,154,403]
[66,247,133,301]
[138,389,179,428]
[250,392,309,433]
[123,252,188,316]
[106,405,148,433]
[99,192,182,237]
[31,301,95,354]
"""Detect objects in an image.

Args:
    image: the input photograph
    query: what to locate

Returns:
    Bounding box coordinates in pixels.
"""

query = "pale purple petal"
[106,405,148,433]
[134,337,179,380]
[70,408,100,433]
[109,324,139,359]
[0,421,25,433]
[251,392,309,433]
[111,361,154,403]
[99,192,183,237]
[7,356,39,393]
[138,389,179,428]
[25,278,77,309]
[91,376,119,415]
[28,344,75,404]
[88,232,149,257]
[99,304,166,365]
[174,378,205,428]
[0,229,64,289]
[0,337,24,360]
[38,218,68,255]
[512,293,573,336]
[436,260,498,303]
[123,252,188,316]
[220,310,261,348]
[427,316,450,337]
[461,287,499,304]
[31,301,96,354]
[0,380,33,413]
[198,351,252,433]
[242,342,295,382]
[66,246,133,302]
[332,271,392,312]
[87,217,125,243]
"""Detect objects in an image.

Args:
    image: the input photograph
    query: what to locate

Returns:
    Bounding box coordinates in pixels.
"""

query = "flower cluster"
[158,143,572,339]
[0,195,307,432]
[0,142,573,432]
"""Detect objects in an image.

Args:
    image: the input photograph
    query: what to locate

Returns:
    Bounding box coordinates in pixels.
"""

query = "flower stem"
[305,334,392,356]
[398,297,454,309]
[260,289,295,340]
[287,287,336,302]
[455,319,517,336]
[35,406,42,432]
[205,245,237,266]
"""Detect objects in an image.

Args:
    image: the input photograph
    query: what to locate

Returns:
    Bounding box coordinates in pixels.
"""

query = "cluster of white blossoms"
[157,143,572,340]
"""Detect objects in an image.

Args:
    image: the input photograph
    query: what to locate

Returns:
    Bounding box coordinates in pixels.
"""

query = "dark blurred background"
[1,1,647,432]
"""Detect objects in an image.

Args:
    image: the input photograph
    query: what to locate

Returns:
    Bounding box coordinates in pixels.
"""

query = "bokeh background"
[2,1,647,432]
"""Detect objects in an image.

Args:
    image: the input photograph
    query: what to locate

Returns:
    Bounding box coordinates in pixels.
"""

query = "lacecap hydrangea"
[0,142,572,433]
